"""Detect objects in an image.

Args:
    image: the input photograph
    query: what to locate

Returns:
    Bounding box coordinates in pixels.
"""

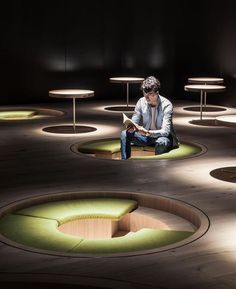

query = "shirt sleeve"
[149,103,173,138]
[131,99,142,125]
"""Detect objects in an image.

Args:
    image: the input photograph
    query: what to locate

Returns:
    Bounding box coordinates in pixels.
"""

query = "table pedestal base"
[189,119,218,127]
[210,167,236,183]
[184,84,226,120]
[184,106,226,112]
[42,125,97,134]
[104,105,135,112]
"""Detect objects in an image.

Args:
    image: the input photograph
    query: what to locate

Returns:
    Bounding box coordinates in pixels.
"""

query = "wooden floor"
[0,99,236,289]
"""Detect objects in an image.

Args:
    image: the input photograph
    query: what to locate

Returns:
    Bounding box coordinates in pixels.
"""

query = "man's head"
[141,76,160,106]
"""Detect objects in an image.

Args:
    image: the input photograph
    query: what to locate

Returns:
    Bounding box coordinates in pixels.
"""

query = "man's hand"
[126,125,150,136]
[126,125,136,133]
[137,126,149,136]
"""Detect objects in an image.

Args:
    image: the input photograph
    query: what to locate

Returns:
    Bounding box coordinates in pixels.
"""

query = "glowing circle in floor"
[215,115,236,127]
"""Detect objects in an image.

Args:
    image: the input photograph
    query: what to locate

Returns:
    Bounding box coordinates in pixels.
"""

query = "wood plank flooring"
[0,99,236,289]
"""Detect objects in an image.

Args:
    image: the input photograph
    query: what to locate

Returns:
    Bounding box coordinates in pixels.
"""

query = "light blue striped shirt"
[131,95,179,147]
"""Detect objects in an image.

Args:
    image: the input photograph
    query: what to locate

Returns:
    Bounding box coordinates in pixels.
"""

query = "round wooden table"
[109,77,144,109]
[188,77,224,108]
[184,84,226,120]
[49,89,94,133]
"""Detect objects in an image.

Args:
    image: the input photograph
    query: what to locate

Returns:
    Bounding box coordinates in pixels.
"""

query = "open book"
[122,113,139,129]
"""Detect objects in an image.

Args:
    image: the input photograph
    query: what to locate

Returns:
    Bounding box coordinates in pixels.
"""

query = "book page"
[122,113,137,128]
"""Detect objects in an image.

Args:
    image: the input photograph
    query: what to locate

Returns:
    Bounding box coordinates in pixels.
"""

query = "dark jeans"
[120,130,172,160]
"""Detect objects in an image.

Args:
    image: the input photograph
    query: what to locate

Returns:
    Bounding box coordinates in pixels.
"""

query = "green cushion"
[131,143,201,160]
[17,198,138,225]
[0,198,194,254]
[78,139,155,155]
[0,214,82,252]
[70,228,193,254]
[0,111,37,120]
[78,139,202,160]
[79,140,121,154]
[0,214,193,254]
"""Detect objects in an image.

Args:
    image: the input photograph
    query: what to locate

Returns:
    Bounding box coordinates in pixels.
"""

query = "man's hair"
[141,76,161,93]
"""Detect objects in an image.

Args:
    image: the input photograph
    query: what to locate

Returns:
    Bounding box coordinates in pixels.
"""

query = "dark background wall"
[1,0,236,106]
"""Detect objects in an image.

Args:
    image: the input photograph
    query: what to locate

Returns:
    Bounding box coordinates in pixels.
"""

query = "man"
[120,76,179,160]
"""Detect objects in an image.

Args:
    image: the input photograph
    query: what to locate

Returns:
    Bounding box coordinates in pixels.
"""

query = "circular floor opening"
[189,119,220,127]
[42,125,97,134]
[210,167,236,183]
[0,192,209,257]
[183,106,226,112]
[0,108,63,120]
[104,105,135,112]
[71,138,206,161]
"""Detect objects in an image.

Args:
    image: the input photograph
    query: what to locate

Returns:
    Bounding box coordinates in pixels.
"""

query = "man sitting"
[120,76,179,160]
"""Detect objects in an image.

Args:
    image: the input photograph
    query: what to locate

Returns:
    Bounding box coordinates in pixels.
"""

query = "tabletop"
[184,84,226,92]
[49,89,94,99]
[110,77,144,83]
[188,77,224,84]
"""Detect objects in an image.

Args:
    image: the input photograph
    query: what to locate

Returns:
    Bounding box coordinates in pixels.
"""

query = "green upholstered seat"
[0,214,82,252]
[0,198,194,254]
[0,111,37,120]
[78,139,154,154]
[78,140,121,154]
[78,139,202,160]
[71,228,193,254]
[130,143,201,160]
[0,214,193,254]
[17,198,138,224]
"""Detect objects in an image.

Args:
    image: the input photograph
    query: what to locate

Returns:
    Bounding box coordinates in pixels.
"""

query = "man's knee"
[155,137,171,154]
[156,137,170,146]
[121,129,134,140]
